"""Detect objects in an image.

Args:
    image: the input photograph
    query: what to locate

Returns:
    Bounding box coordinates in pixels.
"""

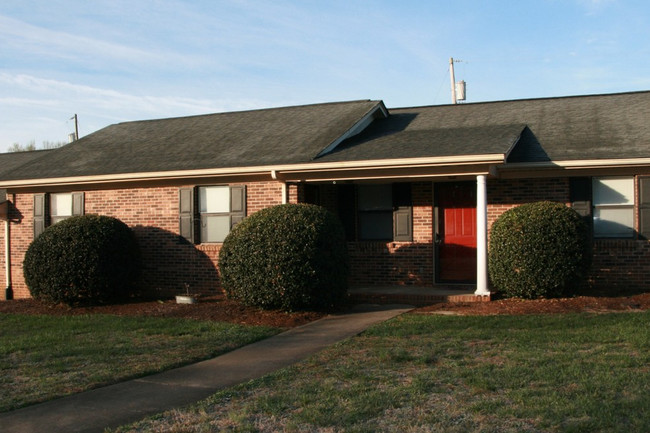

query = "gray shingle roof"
[319,90,650,163]
[0,149,54,177]
[0,100,382,181]
[316,113,526,161]
[2,91,649,184]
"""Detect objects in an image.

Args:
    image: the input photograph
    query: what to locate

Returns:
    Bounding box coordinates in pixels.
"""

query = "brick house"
[1,90,650,301]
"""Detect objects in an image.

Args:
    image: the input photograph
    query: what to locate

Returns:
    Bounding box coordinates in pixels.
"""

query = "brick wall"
[487,176,650,293]
[5,181,285,299]
[5,176,650,300]
[589,240,650,292]
[487,177,570,229]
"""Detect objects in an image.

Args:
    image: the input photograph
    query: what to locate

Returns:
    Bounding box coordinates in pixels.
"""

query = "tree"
[7,140,36,152]
[7,140,66,153]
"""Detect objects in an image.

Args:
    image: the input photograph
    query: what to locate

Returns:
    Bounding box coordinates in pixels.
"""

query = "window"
[592,177,634,238]
[199,186,234,243]
[358,185,393,240]
[356,183,412,242]
[33,192,84,238]
[178,185,246,243]
[50,193,73,224]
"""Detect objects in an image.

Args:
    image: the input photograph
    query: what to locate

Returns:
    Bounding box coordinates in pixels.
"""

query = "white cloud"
[0,72,269,115]
[576,0,617,15]
[0,14,198,70]
[0,72,272,150]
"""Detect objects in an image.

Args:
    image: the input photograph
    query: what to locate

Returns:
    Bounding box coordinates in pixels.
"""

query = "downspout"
[281,183,287,204]
[4,218,11,300]
[271,170,288,204]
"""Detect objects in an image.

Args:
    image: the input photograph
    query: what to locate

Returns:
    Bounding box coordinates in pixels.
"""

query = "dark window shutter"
[639,177,650,239]
[393,207,412,241]
[230,185,246,228]
[179,187,195,243]
[33,193,46,239]
[570,177,592,228]
[72,192,84,216]
[393,183,413,242]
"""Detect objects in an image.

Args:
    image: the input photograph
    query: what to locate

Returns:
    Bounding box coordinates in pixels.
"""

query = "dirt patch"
[0,294,325,328]
[413,292,650,316]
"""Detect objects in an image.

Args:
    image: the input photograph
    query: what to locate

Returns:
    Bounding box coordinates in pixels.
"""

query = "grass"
[111,311,650,433]
[0,314,279,412]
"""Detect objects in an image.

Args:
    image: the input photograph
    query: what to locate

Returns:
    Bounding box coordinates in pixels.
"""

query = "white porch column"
[475,174,490,295]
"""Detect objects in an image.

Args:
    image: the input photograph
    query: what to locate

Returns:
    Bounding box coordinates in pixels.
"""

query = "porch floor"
[348,285,491,306]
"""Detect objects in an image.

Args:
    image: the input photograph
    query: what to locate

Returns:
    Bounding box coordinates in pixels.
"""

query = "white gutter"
[499,157,650,171]
[1,154,506,189]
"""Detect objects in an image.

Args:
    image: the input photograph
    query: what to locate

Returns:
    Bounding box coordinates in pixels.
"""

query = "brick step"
[348,291,490,307]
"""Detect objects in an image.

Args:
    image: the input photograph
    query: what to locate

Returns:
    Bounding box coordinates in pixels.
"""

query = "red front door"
[436,183,477,282]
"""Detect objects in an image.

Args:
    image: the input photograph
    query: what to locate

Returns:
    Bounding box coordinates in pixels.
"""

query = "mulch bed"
[413,292,650,316]
[2,292,649,328]
[0,295,325,328]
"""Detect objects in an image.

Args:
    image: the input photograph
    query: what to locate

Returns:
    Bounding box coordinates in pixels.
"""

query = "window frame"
[199,186,234,243]
[591,176,635,239]
[50,192,74,224]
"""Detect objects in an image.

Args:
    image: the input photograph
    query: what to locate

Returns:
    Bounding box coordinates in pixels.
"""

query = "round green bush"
[219,203,349,311]
[488,201,591,299]
[24,215,141,305]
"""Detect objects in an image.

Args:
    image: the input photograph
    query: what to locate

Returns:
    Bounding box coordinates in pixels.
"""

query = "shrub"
[219,204,349,311]
[488,201,591,299]
[24,215,141,305]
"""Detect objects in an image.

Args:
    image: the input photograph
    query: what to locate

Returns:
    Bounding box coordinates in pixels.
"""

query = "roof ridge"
[0,148,55,157]
[115,99,379,126]
[389,89,650,111]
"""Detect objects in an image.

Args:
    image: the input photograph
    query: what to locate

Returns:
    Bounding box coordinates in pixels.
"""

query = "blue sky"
[1,0,649,151]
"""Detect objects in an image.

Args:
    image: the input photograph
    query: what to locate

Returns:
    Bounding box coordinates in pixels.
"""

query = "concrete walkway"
[0,304,412,433]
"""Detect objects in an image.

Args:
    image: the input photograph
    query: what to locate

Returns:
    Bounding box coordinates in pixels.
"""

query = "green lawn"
[0,314,279,412]
[112,311,650,433]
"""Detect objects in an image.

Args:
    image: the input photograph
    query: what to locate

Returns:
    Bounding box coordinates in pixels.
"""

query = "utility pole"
[449,57,467,104]
[449,57,457,104]
[69,114,79,142]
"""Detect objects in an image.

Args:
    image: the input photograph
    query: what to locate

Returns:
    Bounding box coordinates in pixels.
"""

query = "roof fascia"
[313,101,389,158]
[496,157,650,178]
[1,153,505,190]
